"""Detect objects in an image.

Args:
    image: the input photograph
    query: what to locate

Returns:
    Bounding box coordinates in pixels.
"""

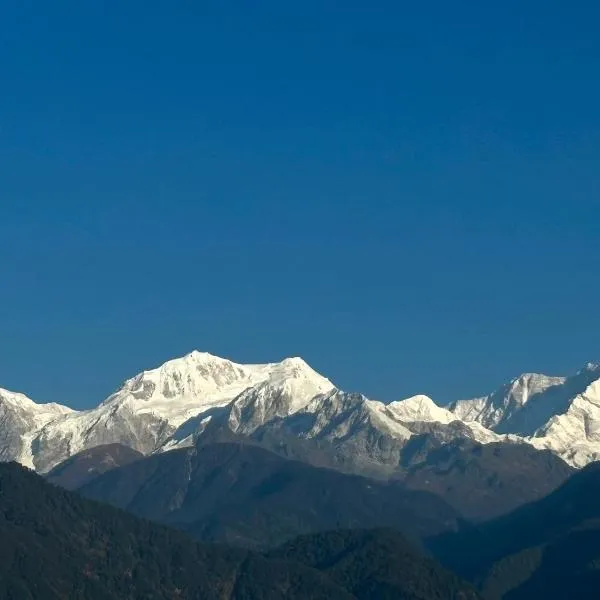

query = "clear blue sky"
[1,1,599,408]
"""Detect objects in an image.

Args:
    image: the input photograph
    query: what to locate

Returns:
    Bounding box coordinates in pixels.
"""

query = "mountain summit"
[0,352,334,472]
[447,362,600,467]
[100,351,333,428]
[0,352,599,473]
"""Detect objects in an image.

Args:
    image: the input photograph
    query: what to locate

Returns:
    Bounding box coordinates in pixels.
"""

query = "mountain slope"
[0,387,73,469]
[194,388,503,479]
[0,461,480,600]
[100,352,333,430]
[48,428,572,524]
[0,461,356,600]
[3,351,600,477]
[79,441,464,549]
[448,372,569,433]
[46,443,143,490]
[269,529,481,600]
[447,363,600,467]
[0,351,504,476]
[431,462,600,599]
[0,351,334,473]
[400,437,573,521]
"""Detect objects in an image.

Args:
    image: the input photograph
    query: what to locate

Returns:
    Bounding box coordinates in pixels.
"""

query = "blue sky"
[1,1,599,408]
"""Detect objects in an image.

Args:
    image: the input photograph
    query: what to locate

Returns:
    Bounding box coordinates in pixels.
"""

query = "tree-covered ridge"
[0,461,481,599]
[432,462,600,599]
[0,461,350,600]
[270,529,481,600]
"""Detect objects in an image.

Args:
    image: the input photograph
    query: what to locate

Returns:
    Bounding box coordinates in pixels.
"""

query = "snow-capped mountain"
[195,386,506,477]
[0,352,334,472]
[0,388,74,468]
[447,362,600,467]
[447,364,600,435]
[1,351,599,473]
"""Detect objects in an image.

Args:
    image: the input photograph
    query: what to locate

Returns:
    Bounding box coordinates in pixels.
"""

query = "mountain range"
[3,350,600,598]
[2,350,597,476]
[76,441,464,549]
[38,437,600,599]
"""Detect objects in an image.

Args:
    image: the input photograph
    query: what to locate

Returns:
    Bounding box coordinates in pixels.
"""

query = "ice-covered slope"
[194,387,504,477]
[528,372,600,467]
[388,394,457,425]
[0,388,74,468]
[100,351,333,428]
[210,361,600,470]
[224,357,336,433]
[448,373,566,431]
[447,362,600,467]
[1,352,335,472]
[2,352,600,473]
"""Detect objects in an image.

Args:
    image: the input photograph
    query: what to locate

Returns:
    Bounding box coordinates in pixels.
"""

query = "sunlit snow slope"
[1,352,599,471]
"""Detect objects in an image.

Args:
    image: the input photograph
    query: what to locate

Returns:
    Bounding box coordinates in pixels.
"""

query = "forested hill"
[0,461,479,599]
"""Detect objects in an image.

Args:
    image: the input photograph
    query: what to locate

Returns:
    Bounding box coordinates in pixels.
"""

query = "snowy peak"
[447,372,566,431]
[106,351,253,404]
[388,394,456,425]
[284,389,414,443]
[3,352,600,474]
[99,351,335,431]
[383,394,503,446]
[0,386,75,470]
[0,351,336,473]
[505,372,567,404]
[226,359,335,434]
[0,387,74,420]
[447,363,600,438]
[259,357,334,405]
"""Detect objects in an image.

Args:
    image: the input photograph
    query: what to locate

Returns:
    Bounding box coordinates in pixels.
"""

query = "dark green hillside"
[270,529,481,600]
[432,462,600,599]
[0,461,352,600]
[0,461,485,599]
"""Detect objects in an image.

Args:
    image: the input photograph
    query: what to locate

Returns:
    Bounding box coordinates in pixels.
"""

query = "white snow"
[446,362,600,466]
[387,395,456,425]
[100,351,333,428]
[1,352,600,472]
[0,352,334,472]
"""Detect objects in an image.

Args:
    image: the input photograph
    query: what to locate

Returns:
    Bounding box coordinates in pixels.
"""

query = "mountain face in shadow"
[400,436,573,521]
[0,461,479,599]
[45,443,143,490]
[191,418,572,522]
[50,419,573,526]
[431,462,600,599]
[79,441,464,549]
